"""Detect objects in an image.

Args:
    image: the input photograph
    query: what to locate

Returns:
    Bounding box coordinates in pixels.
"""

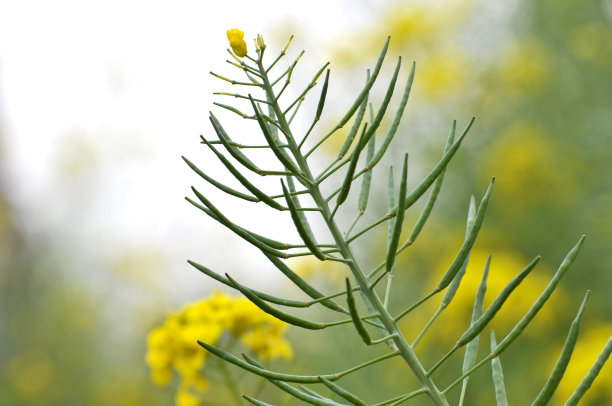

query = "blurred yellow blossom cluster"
[146,291,292,405]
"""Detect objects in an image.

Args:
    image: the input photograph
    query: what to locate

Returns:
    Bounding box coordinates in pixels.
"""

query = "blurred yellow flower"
[484,122,580,211]
[146,291,292,404]
[418,49,470,101]
[499,40,551,94]
[176,388,200,406]
[227,29,248,57]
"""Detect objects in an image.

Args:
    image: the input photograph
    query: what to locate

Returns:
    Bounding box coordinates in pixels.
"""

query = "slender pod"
[200,136,284,209]
[358,118,376,212]
[490,331,509,406]
[243,354,348,406]
[225,273,324,330]
[336,124,369,207]
[531,291,591,406]
[359,57,402,147]
[331,37,390,132]
[495,235,586,355]
[564,336,612,406]
[367,62,416,169]
[318,376,369,406]
[186,194,290,251]
[458,255,491,406]
[315,69,330,120]
[249,96,301,175]
[188,190,286,257]
[346,278,372,345]
[458,255,540,346]
[263,252,345,312]
[442,195,477,307]
[408,120,455,242]
[281,180,325,260]
[182,156,258,202]
[197,341,334,383]
[243,395,275,406]
[386,154,408,273]
[209,112,260,173]
[393,117,475,215]
[300,385,327,399]
[338,82,369,159]
[188,260,307,308]
[437,178,495,291]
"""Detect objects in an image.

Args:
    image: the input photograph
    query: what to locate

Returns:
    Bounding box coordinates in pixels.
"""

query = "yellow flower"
[176,388,200,406]
[227,29,248,57]
[146,290,293,402]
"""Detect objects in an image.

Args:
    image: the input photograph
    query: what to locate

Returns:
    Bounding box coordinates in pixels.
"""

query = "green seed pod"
[188,260,307,308]
[315,69,330,120]
[338,82,368,159]
[336,123,368,208]
[346,278,372,345]
[249,96,301,175]
[200,136,283,210]
[437,178,494,291]
[189,188,285,258]
[209,112,260,174]
[531,291,590,406]
[366,62,415,170]
[332,37,390,132]
[458,255,540,346]
[281,180,325,261]
[318,376,369,406]
[360,57,402,148]
[263,252,344,312]
[182,156,258,202]
[495,235,586,356]
[386,154,408,273]
[225,273,324,330]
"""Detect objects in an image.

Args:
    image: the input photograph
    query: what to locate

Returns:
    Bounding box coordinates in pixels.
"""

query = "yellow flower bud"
[226,28,248,57]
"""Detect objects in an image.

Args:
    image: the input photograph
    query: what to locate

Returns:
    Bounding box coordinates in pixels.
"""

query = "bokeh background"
[1,0,611,405]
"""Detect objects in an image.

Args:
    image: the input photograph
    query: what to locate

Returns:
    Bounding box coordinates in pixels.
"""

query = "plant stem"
[255,55,450,406]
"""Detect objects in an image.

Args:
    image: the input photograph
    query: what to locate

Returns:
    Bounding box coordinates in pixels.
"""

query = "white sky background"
[0,0,381,317]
